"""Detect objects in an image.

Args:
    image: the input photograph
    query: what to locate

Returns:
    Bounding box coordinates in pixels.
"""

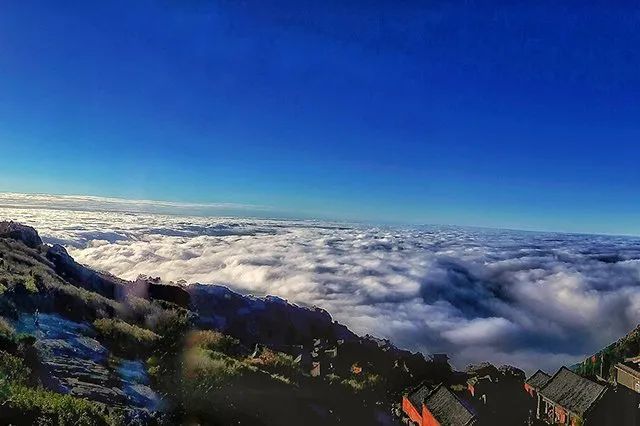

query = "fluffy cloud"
[2,193,640,373]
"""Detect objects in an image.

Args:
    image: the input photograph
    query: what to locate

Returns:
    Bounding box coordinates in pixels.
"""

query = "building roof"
[406,381,433,410]
[526,369,552,389]
[615,362,640,379]
[538,367,607,417]
[423,384,476,426]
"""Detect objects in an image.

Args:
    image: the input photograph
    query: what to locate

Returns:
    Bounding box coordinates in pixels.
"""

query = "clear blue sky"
[0,1,639,234]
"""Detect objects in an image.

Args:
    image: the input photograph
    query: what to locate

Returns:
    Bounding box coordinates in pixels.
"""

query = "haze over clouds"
[2,193,640,373]
[0,192,273,217]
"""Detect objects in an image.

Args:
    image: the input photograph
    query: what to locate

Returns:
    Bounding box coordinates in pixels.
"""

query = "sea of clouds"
[2,193,640,373]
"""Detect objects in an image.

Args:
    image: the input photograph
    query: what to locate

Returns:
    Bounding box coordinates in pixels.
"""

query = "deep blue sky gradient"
[0,1,639,233]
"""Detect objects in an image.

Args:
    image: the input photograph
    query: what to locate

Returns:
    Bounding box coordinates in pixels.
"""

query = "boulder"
[0,221,42,248]
[188,284,358,346]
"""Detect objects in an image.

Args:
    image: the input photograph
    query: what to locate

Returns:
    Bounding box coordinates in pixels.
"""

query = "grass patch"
[186,330,243,356]
[23,274,38,293]
[0,381,120,426]
[0,317,14,338]
[0,317,16,352]
[94,318,159,358]
[183,347,252,389]
[340,373,382,393]
[0,239,126,322]
[0,350,30,385]
[245,348,301,380]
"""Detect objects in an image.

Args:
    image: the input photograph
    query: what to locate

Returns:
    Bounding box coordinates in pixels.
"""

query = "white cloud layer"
[2,193,640,373]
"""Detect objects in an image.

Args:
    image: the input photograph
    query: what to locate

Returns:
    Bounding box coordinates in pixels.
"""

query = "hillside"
[0,221,450,425]
[576,324,640,381]
[6,220,637,425]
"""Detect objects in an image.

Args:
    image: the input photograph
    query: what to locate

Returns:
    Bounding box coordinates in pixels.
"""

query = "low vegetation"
[0,350,30,384]
[245,347,302,380]
[186,330,243,355]
[94,318,160,358]
[0,317,18,353]
[0,350,120,426]
[0,226,443,425]
[0,316,14,337]
[577,324,640,380]
[340,372,382,393]
[0,382,122,426]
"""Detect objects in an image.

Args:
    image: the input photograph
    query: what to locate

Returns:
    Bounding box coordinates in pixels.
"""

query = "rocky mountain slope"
[0,221,450,425]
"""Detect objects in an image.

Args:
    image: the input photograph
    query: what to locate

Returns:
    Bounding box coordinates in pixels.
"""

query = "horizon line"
[1,190,639,239]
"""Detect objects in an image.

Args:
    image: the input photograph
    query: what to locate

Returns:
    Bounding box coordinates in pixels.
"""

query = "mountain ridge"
[0,220,447,425]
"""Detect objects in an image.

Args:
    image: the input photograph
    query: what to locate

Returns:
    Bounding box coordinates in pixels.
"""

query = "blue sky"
[0,1,639,234]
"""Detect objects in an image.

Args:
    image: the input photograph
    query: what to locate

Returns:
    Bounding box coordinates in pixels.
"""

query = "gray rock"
[14,313,153,407]
[0,221,43,248]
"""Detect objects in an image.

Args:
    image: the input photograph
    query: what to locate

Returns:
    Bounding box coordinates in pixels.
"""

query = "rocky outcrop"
[187,284,357,347]
[0,221,42,248]
[46,245,190,308]
[46,244,126,300]
[117,360,163,411]
[15,313,161,410]
[16,313,125,404]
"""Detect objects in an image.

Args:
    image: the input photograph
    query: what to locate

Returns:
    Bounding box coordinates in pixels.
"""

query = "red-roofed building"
[402,383,477,426]
[524,370,551,398]
[402,382,432,425]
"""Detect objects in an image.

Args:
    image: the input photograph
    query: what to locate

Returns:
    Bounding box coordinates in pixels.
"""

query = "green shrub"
[16,333,36,346]
[49,283,120,322]
[0,317,14,338]
[244,348,301,380]
[23,274,39,293]
[341,373,382,394]
[147,307,193,353]
[0,317,16,352]
[186,330,242,356]
[120,296,157,325]
[0,350,30,385]
[0,382,118,426]
[183,348,250,389]
[94,318,159,358]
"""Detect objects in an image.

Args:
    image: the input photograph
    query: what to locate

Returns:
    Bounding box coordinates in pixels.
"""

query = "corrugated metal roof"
[526,369,551,389]
[424,384,476,426]
[616,362,640,379]
[538,367,607,417]
[406,381,432,409]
